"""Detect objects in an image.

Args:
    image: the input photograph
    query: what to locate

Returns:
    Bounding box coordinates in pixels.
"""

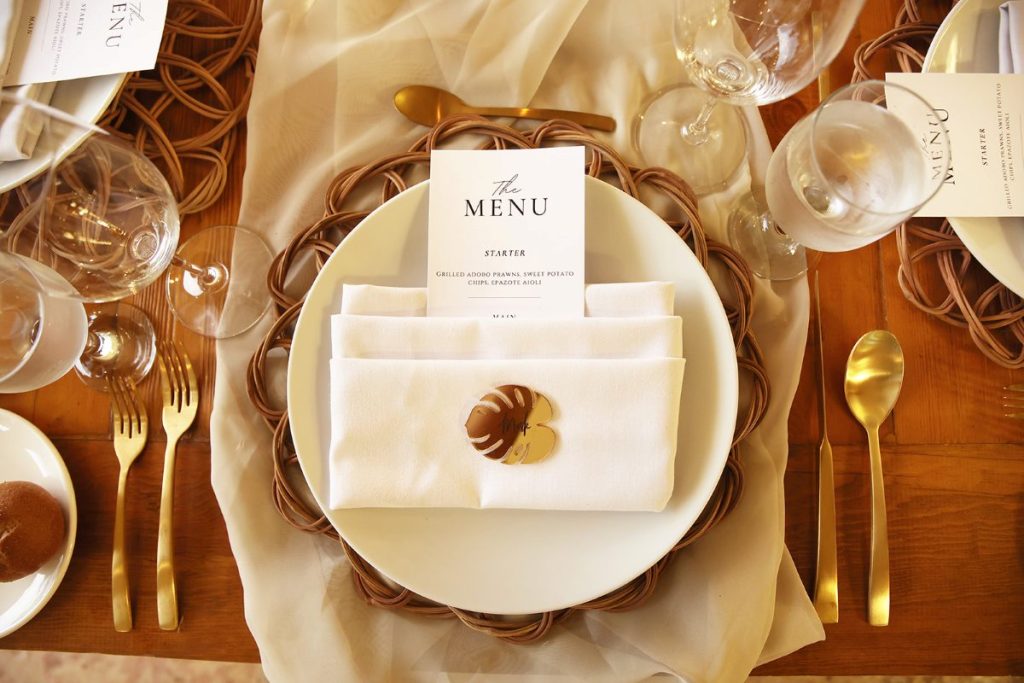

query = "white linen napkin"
[0,0,55,163]
[1001,1,1024,73]
[0,81,58,161]
[213,1,822,680]
[0,2,20,86]
[330,282,685,511]
[340,281,677,317]
[330,357,684,510]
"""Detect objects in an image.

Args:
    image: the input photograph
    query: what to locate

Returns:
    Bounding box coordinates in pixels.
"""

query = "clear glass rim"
[0,254,46,384]
[809,78,952,218]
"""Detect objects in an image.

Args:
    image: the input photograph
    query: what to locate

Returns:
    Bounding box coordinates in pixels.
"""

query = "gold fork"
[156,341,199,631]
[109,376,148,633]
[1002,384,1024,417]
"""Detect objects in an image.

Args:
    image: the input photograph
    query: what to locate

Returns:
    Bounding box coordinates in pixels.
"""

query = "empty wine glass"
[1,92,271,351]
[728,80,952,279]
[633,0,865,194]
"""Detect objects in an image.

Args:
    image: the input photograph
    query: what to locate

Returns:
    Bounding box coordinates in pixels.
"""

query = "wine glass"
[0,252,88,393]
[633,0,865,194]
[1,93,270,381]
[728,80,952,279]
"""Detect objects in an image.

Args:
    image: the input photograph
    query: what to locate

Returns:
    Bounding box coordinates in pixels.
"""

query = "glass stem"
[171,255,207,280]
[680,96,718,146]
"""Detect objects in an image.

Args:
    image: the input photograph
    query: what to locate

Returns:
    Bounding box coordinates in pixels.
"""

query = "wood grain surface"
[1,0,1022,675]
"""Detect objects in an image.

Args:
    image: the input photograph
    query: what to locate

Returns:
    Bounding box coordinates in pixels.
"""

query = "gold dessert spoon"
[844,330,904,627]
[393,85,616,132]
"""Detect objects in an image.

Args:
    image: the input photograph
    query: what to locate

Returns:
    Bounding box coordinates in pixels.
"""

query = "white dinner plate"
[288,177,739,614]
[923,0,1024,297]
[0,74,124,193]
[0,408,77,637]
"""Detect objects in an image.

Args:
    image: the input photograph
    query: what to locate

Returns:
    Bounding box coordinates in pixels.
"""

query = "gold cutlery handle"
[157,438,180,630]
[813,436,839,623]
[867,427,890,626]
[472,105,616,132]
[112,469,132,632]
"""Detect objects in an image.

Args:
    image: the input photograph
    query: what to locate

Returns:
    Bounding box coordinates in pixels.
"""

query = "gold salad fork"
[109,376,148,633]
[1002,384,1024,418]
[156,341,199,631]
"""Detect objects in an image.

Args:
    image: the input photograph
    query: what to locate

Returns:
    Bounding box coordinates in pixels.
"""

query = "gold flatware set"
[814,273,905,627]
[107,341,198,632]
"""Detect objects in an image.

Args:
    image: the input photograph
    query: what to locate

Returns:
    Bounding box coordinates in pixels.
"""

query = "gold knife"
[813,271,839,623]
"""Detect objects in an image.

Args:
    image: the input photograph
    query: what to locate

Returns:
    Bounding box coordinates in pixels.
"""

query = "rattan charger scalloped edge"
[852,0,1024,368]
[245,116,770,643]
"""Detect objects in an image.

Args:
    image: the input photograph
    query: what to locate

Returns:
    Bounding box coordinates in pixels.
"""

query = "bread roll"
[0,481,66,582]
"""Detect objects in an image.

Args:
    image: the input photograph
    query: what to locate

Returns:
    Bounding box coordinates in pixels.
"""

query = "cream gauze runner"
[211,1,823,680]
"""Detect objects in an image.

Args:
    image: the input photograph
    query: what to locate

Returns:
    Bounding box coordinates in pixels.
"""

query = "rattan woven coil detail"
[852,0,1024,368]
[98,0,260,216]
[246,116,769,643]
[0,0,258,222]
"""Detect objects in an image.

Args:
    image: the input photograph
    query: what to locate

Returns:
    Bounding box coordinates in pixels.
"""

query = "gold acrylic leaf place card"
[465,384,556,465]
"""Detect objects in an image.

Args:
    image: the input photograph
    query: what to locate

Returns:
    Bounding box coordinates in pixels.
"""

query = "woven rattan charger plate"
[247,116,769,642]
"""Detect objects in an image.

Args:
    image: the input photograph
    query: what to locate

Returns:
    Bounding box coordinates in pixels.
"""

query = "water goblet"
[727,80,952,280]
[633,0,865,194]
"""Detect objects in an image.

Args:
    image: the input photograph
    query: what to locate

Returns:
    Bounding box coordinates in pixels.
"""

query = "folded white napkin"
[1001,1,1024,73]
[341,281,676,317]
[329,282,685,511]
[0,81,58,162]
[0,1,21,86]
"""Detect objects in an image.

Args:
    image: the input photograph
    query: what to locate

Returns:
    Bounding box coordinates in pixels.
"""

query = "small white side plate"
[0,409,77,638]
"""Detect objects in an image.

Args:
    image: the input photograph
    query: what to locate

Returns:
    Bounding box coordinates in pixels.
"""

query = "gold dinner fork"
[1002,384,1024,417]
[156,341,199,631]
[109,376,148,633]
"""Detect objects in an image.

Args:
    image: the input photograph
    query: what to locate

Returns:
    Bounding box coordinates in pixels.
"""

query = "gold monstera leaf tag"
[464,384,556,465]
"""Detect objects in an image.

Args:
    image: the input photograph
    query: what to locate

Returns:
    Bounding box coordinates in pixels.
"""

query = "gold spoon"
[393,85,616,132]
[844,330,905,627]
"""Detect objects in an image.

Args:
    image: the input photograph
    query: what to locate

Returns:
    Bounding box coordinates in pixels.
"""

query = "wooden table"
[2,0,1022,675]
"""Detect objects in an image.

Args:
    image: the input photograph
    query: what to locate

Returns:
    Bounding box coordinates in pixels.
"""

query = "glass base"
[165,225,273,339]
[727,192,809,281]
[632,84,748,195]
[74,303,156,390]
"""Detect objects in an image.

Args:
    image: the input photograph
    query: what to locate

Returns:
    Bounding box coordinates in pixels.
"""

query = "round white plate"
[924,0,1024,297]
[0,408,77,637]
[288,177,739,614]
[0,74,124,193]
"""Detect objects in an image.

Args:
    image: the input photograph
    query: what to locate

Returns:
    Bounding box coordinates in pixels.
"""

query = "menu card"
[427,147,585,318]
[886,72,1023,217]
[5,0,168,86]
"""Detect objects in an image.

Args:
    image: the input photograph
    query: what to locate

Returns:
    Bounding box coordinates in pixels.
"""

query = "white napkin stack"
[1001,1,1024,73]
[0,1,58,162]
[328,283,686,511]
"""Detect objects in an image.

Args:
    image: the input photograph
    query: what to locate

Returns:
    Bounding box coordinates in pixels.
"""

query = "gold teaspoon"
[393,85,617,132]
[844,330,905,627]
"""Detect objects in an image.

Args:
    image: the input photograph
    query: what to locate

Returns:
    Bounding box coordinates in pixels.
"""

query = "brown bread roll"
[0,481,66,582]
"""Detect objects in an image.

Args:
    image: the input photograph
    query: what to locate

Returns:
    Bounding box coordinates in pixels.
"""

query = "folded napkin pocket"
[328,282,686,512]
[328,356,685,511]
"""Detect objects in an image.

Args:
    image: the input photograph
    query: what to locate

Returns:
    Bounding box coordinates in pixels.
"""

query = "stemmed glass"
[0,93,272,388]
[633,0,865,194]
[0,252,87,393]
[728,80,952,279]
